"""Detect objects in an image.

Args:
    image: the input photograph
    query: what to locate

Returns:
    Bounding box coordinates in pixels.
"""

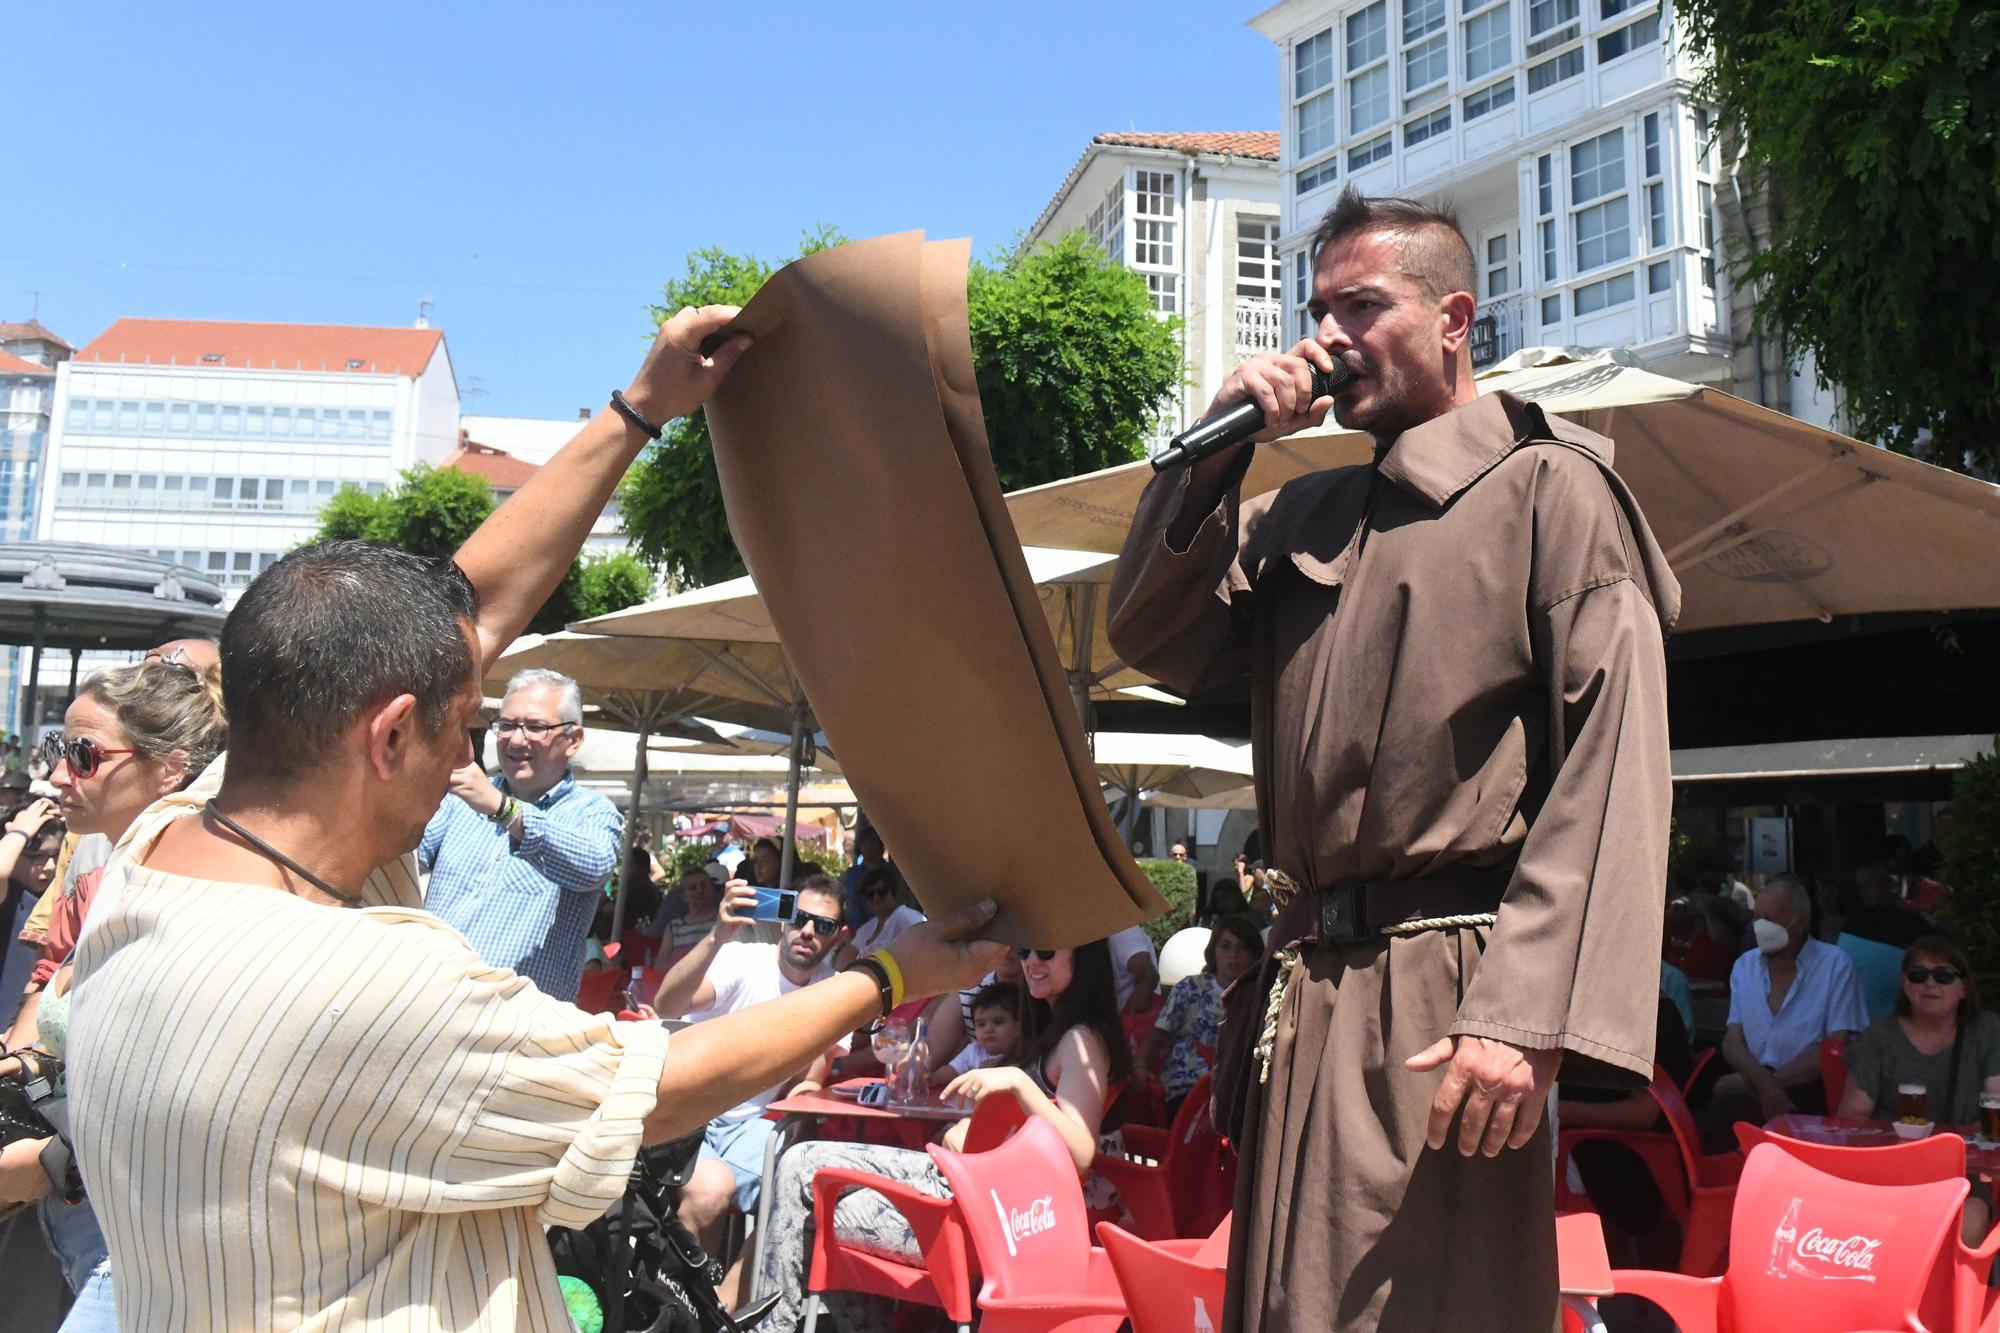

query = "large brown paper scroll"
[703,232,1166,946]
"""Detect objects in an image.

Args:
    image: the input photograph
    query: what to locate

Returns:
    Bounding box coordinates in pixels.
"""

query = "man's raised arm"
[453,305,750,671]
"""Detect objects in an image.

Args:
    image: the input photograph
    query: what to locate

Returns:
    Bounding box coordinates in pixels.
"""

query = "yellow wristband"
[873,948,906,1010]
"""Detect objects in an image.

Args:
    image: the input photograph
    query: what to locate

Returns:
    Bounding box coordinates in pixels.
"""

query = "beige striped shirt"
[68,779,669,1331]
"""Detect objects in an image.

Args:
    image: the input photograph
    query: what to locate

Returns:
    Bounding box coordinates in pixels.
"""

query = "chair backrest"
[929,1116,1094,1299]
[1720,1143,1966,1331]
[1098,1221,1227,1333]
[1644,1063,1710,1178]
[1820,1036,1850,1110]
[1734,1123,1966,1187]
[1836,933,1907,1025]
[959,1090,1029,1154]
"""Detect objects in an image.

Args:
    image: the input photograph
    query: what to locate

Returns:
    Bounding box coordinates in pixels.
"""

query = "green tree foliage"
[618,228,1183,583]
[1935,744,2000,998]
[1136,857,1200,948]
[313,466,652,633]
[969,231,1184,492]
[1677,0,2000,471]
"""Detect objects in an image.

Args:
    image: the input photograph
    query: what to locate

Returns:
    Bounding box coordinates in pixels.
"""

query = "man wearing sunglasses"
[652,874,854,1288]
[418,667,621,1002]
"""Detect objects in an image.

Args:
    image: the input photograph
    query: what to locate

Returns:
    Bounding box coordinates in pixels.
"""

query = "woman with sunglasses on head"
[1837,933,2000,1241]
[753,938,1131,1331]
[0,657,226,1330]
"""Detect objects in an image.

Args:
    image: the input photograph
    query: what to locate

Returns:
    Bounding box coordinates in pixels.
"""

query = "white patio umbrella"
[1092,731,1256,839]
[1003,348,2000,635]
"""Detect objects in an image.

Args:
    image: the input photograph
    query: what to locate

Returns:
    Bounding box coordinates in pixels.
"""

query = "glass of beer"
[1896,1083,1929,1123]
[1980,1096,2000,1146]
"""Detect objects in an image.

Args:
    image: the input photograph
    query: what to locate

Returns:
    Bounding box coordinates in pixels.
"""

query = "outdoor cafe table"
[1764,1114,2000,1176]
[748,1079,970,1296]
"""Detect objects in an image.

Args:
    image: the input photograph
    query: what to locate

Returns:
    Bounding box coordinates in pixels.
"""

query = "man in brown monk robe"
[1108,187,1678,1333]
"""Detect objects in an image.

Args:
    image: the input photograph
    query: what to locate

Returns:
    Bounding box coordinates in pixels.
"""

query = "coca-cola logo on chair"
[990,1191,1057,1258]
[1766,1197,1884,1283]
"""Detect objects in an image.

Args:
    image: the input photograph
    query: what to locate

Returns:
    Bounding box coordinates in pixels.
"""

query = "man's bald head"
[1310,186,1477,304]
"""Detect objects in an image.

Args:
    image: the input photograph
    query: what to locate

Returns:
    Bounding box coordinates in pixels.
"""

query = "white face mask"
[1753,918,1791,954]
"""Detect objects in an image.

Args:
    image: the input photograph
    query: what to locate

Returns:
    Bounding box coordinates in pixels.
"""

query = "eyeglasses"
[1906,965,1964,986]
[1015,947,1059,961]
[491,719,577,739]
[793,910,844,937]
[39,734,138,780]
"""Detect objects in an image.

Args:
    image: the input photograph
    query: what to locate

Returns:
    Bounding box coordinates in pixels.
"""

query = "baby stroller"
[550,1127,782,1333]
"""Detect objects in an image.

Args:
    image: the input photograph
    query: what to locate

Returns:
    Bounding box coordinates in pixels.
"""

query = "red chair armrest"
[810,1166,963,1253]
[1608,1269,1721,1333]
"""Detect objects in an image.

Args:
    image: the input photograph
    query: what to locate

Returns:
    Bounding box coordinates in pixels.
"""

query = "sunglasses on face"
[40,734,138,780]
[792,911,843,937]
[1906,966,1964,986]
[1015,947,1059,961]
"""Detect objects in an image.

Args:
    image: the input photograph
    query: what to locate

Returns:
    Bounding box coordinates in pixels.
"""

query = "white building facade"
[1251,0,1741,389]
[459,413,632,559]
[39,319,458,600]
[1027,132,1284,441]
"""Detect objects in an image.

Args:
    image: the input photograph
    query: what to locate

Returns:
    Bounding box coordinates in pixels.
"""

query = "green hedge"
[1135,858,1199,949]
[1936,742,2000,1000]
[666,836,845,885]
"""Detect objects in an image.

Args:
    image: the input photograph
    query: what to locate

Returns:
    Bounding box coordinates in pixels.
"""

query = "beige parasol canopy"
[1005,349,2000,635]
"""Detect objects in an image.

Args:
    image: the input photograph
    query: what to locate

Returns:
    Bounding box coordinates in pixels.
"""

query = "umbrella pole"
[24,614,44,736]
[778,700,806,887]
[1067,583,1097,732]
[608,702,652,947]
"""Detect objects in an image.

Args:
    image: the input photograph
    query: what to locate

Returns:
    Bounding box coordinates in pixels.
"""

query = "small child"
[937,981,1023,1082]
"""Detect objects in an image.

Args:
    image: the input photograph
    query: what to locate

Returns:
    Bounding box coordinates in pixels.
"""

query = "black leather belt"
[1271,862,1515,951]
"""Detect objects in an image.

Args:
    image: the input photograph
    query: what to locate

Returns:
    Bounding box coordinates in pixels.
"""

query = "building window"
[92,400,115,430]
[116,401,139,430]
[1536,153,1558,283]
[1402,0,1449,99]
[1293,250,1316,341]
[1237,218,1281,300]
[1349,133,1393,169]
[1405,105,1452,147]
[1699,180,1717,290]
[1597,11,1660,62]
[1347,1,1391,136]
[1600,0,1636,13]
[1643,111,1667,247]
[142,401,164,433]
[1132,170,1180,314]
[1297,159,1340,194]
[1464,78,1516,121]
[295,407,317,439]
[1648,259,1673,293]
[1464,0,1512,82]
[1569,128,1631,273]
[270,406,291,436]
[245,405,267,436]
[1526,0,1579,53]
[1541,294,1563,325]
[168,402,190,434]
[1485,232,1515,297]
[1294,27,1340,192]
[1574,271,1636,315]
[194,403,216,434]
[1084,179,1124,265]
[1527,46,1582,91]
[219,404,241,435]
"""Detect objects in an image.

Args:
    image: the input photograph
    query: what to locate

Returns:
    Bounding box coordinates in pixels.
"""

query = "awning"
[1670,735,1990,783]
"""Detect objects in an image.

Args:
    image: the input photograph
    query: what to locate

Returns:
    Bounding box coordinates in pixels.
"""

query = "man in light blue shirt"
[419,668,623,1001]
[1705,875,1868,1143]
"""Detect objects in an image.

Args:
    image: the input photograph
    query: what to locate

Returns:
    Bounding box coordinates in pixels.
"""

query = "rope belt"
[1250,908,1499,1086]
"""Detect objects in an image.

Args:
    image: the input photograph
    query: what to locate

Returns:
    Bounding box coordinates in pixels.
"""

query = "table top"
[1763,1114,2000,1173]
[767,1078,970,1123]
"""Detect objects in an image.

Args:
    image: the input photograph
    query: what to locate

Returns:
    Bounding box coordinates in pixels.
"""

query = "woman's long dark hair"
[1019,939,1131,1083]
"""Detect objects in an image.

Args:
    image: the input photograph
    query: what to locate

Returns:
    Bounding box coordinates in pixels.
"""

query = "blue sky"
[6,2,1276,418]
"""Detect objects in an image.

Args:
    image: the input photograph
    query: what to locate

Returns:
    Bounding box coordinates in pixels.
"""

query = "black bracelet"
[609,389,664,440]
[842,956,895,1019]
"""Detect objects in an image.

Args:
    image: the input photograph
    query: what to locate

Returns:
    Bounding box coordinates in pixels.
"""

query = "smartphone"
[857,1082,891,1108]
[748,886,798,922]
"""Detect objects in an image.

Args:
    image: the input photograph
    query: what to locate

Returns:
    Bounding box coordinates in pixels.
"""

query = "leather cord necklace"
[204,801,361,908]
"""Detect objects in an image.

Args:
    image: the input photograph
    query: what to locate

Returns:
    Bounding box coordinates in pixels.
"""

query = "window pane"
[1574,270,1636,315]
[1464,3,1512,80]
[168,402,190,434]
[370,410,391,441]
[93,400,115,429]
[1348,133,1393,169]
[219,405,241,435]
[1527,0,1578,38]
[295,409,316,438]
[1298,89,1339,159]
[214,477,234,504]
[1540,218,1558,281]
[1597,12,1660,62]
[245,405,266,436]
[1527,46,1583,91]
[142,401,165,432]
[1647,182,1667,246]
[1404,105,1451,147]
[1601,0,1633,13]
[194,403,215,434]
[1464,78,1516,121]
[1648,260,1673,293]
[1295,28,1335,96]
[117,401,139,430]
[1537,154,1553,214]
[1347,1,1388,66]
[1541,294,1563,325]
[1569,128,1625,203]
[1643,112,1662,177]
[1575,197,1632,270]
[1349,63,1391,133]
[345,410,367,439]
[1297,158,1340,194]
[1403,0,1446,42]
[1405,32,1448,91]
[270,406,291,436]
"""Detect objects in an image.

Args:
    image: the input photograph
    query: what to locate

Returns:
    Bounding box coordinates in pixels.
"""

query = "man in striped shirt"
[66,305,1008,1331]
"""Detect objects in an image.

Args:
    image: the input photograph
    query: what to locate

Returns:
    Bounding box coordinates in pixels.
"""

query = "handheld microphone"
[1150,360,1355,472]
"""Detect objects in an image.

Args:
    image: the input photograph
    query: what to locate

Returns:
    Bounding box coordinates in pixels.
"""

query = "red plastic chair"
[926,1116,1128,1332]
[1735,1123,2000,1333]
[800,1093,1033,1332]
[1682,1046,1719,1098]
[1820,1035,1849,1110]
[1557,1211,1615,1333]
[1554,1063,1743,1275]
[1610,1143,1968,1332]
[573,966,620,1015]
[1093,1074,1235,1240]
[1097,1217,1230,1333]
